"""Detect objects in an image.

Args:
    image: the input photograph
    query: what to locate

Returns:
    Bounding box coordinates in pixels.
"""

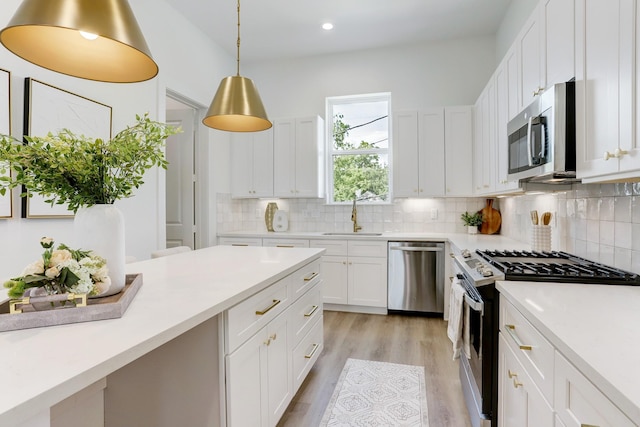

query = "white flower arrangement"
[4,237,110,298]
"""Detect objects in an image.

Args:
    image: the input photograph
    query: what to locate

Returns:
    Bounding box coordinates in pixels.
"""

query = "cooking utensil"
[542,212,552,226]
[478,199,501,235]
[530,210,538,225]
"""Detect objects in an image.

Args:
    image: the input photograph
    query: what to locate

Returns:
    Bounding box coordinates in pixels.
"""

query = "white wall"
[495,0,539,62]
[244,36,497,120]
[0,0,233,280]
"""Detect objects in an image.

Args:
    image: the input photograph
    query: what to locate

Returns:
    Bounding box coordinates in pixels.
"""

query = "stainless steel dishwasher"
[387,241,445,314]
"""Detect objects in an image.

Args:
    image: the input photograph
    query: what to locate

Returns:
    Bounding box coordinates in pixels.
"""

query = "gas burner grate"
[475,249,640,285]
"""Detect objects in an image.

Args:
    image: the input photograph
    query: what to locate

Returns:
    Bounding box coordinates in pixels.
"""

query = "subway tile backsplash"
[216,182,640,274]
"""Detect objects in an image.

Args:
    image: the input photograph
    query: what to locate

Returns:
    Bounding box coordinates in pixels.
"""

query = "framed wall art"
[0,69,11,218]
[23,78,112,218]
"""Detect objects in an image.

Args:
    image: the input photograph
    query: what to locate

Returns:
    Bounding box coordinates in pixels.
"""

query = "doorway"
[165,95,198,249]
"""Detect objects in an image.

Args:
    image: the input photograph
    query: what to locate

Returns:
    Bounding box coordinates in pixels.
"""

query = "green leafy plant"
[0,113,179,213]
[461,211,484,227]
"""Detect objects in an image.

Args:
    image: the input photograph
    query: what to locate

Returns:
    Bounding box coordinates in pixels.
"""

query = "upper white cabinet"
[444,106,474,196]
[393,109,445,197]
[473,82,496,195]
[393,107,473,198]
[273,116,325,198]
[542,0,575,87]
[518,8,545,109]
[495,57,522,193]
[231,129,274,198]
[575,0,640,182]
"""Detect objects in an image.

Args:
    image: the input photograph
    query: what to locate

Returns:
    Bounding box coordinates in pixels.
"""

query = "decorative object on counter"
[461,211,483,234]
[0,113,179,294]
[530,210,539,225]
[264,202,278,232]
[202,0,271,132]
[3,237,110,301]
[541,211,552,226]
[0,0,158,83]
[0,273,143,332]
[531,225,551,252]
[478,198,501,234]
[273,210,289,232]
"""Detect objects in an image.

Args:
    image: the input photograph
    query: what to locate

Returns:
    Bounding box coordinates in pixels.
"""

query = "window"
[326,93,391,204]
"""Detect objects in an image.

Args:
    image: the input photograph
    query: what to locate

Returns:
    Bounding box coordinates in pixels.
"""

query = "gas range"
[475,249,640,285]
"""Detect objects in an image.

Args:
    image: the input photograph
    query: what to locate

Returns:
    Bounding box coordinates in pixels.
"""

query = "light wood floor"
[277,310,472,427]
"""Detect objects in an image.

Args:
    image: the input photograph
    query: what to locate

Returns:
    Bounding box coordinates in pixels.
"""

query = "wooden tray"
[0,273,143,332]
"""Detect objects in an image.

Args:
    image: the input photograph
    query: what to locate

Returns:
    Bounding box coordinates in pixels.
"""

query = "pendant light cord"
[236,0,241,76]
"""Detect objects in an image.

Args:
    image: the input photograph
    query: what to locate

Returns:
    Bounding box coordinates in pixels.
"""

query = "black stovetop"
[475,249,640,285]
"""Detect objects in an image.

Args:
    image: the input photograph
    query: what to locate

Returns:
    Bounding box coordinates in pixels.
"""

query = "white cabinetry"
[575,0,640,182]
[263,238,310,248]
[393,107,473,198]
[554,351,635,427]
[542,0,575,87]
[218,237,263,246]
[518,7,545,109]
[499,295,638,427]
[495,58,521,193]
[231,129,274,198]
[473,83,496,195]
[273,116,324,198]
[310,239,387,312]
[224,259,323,427]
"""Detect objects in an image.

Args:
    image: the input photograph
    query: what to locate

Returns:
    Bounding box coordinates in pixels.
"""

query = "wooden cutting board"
[478,199,501,234]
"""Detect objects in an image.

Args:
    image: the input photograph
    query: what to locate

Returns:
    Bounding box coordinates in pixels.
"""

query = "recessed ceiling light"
[322,23,334,31]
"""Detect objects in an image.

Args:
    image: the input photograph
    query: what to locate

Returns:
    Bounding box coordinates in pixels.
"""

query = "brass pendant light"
[0,0,158,83]
[202,0,271,132]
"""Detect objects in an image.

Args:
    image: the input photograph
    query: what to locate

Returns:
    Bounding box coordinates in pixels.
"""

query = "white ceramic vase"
[467,225,478,235]
[74,204,126,297]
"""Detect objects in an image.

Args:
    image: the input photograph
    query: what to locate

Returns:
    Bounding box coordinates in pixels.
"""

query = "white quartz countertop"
[497,280,640,423]
[0,246,324,426]
[218,231,530,252]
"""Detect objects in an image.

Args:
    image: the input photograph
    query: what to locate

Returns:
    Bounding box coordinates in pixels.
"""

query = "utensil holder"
[531,225,551,252]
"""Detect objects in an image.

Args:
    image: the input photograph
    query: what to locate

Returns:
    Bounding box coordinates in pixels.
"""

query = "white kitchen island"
[0,246,324,427]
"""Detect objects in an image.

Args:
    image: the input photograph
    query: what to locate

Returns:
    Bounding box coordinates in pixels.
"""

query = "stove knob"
[461,249,471,258]
[481,268,494,277]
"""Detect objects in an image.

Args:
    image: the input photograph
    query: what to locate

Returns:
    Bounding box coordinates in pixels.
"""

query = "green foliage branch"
[461,211,484,227]
[0,113,179,213]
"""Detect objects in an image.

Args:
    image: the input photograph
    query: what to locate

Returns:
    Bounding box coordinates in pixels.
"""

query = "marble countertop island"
[0,246,324,427]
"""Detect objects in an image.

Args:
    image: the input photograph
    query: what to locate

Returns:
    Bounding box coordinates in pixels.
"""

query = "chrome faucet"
[351,197,362,233]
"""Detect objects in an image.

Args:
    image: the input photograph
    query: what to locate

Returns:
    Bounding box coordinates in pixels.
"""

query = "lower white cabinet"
[498,333,554,427]
[218,237,263,247]
[224,259,323,427]
[310,239,387,309]
[500,295,638,427]
[555,351,635,427]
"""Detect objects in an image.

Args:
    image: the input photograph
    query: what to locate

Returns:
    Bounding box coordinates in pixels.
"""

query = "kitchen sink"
[321,232,383,236]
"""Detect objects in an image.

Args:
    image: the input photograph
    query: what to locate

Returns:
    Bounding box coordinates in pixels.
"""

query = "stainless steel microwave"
[506,82,575,182]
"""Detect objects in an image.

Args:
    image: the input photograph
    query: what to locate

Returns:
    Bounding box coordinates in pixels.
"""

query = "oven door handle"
[464,293,484,314]
[390,246,443,252]
[456,274,484,314]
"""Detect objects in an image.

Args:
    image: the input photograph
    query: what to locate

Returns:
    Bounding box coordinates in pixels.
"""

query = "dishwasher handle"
[389,246,443,252]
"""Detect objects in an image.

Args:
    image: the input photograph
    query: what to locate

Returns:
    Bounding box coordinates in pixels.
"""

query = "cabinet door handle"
[303,272,319,281]
[513,378,524,388]
[505,324,533,351]
[256,299,281,315]
[231,244,249,246]
[276,245,295,248]
[580,424,600,427]
[269,333,277,341]
[508,370,518,379]
[304,343,320,359]
[304,305,319,317]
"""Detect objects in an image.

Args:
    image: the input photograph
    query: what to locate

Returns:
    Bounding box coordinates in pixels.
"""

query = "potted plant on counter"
[461,211,484,234]
[0,113,179,297]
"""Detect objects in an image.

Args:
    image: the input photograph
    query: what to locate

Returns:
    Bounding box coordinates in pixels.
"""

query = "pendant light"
[0,0,158,83]
[202,0,271,132]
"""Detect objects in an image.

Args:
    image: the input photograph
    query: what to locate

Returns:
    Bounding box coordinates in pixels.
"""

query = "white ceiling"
[163,0,513,63]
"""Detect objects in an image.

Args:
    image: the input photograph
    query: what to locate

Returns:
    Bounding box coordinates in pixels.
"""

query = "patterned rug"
[319,358,429,427]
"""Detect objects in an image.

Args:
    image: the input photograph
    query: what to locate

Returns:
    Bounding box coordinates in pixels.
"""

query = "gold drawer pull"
[304,343,320,359]
[231,244,248,246]
[276,245,295,248]
[513,378,524,388]
[505,324,532,351]
[303,272,319,281]
[508,370,518,379]
[581,424,600,427]
[255,299,281,315]
[304,305,319,317]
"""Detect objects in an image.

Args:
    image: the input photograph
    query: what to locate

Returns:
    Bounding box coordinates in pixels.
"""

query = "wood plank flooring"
[277,310,472,427]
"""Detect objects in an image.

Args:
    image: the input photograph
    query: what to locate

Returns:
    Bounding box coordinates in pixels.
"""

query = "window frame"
[325,92,393,205]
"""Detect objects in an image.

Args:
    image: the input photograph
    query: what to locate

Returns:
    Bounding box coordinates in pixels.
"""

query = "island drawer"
[500,296,554,403]
[292,315,323,391]
[263,238,310,248]
[289,283,322,347]
[289,258,321,299]
[226,276,290,353]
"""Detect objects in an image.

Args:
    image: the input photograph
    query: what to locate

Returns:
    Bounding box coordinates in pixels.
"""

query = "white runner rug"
[319,358,430,427]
